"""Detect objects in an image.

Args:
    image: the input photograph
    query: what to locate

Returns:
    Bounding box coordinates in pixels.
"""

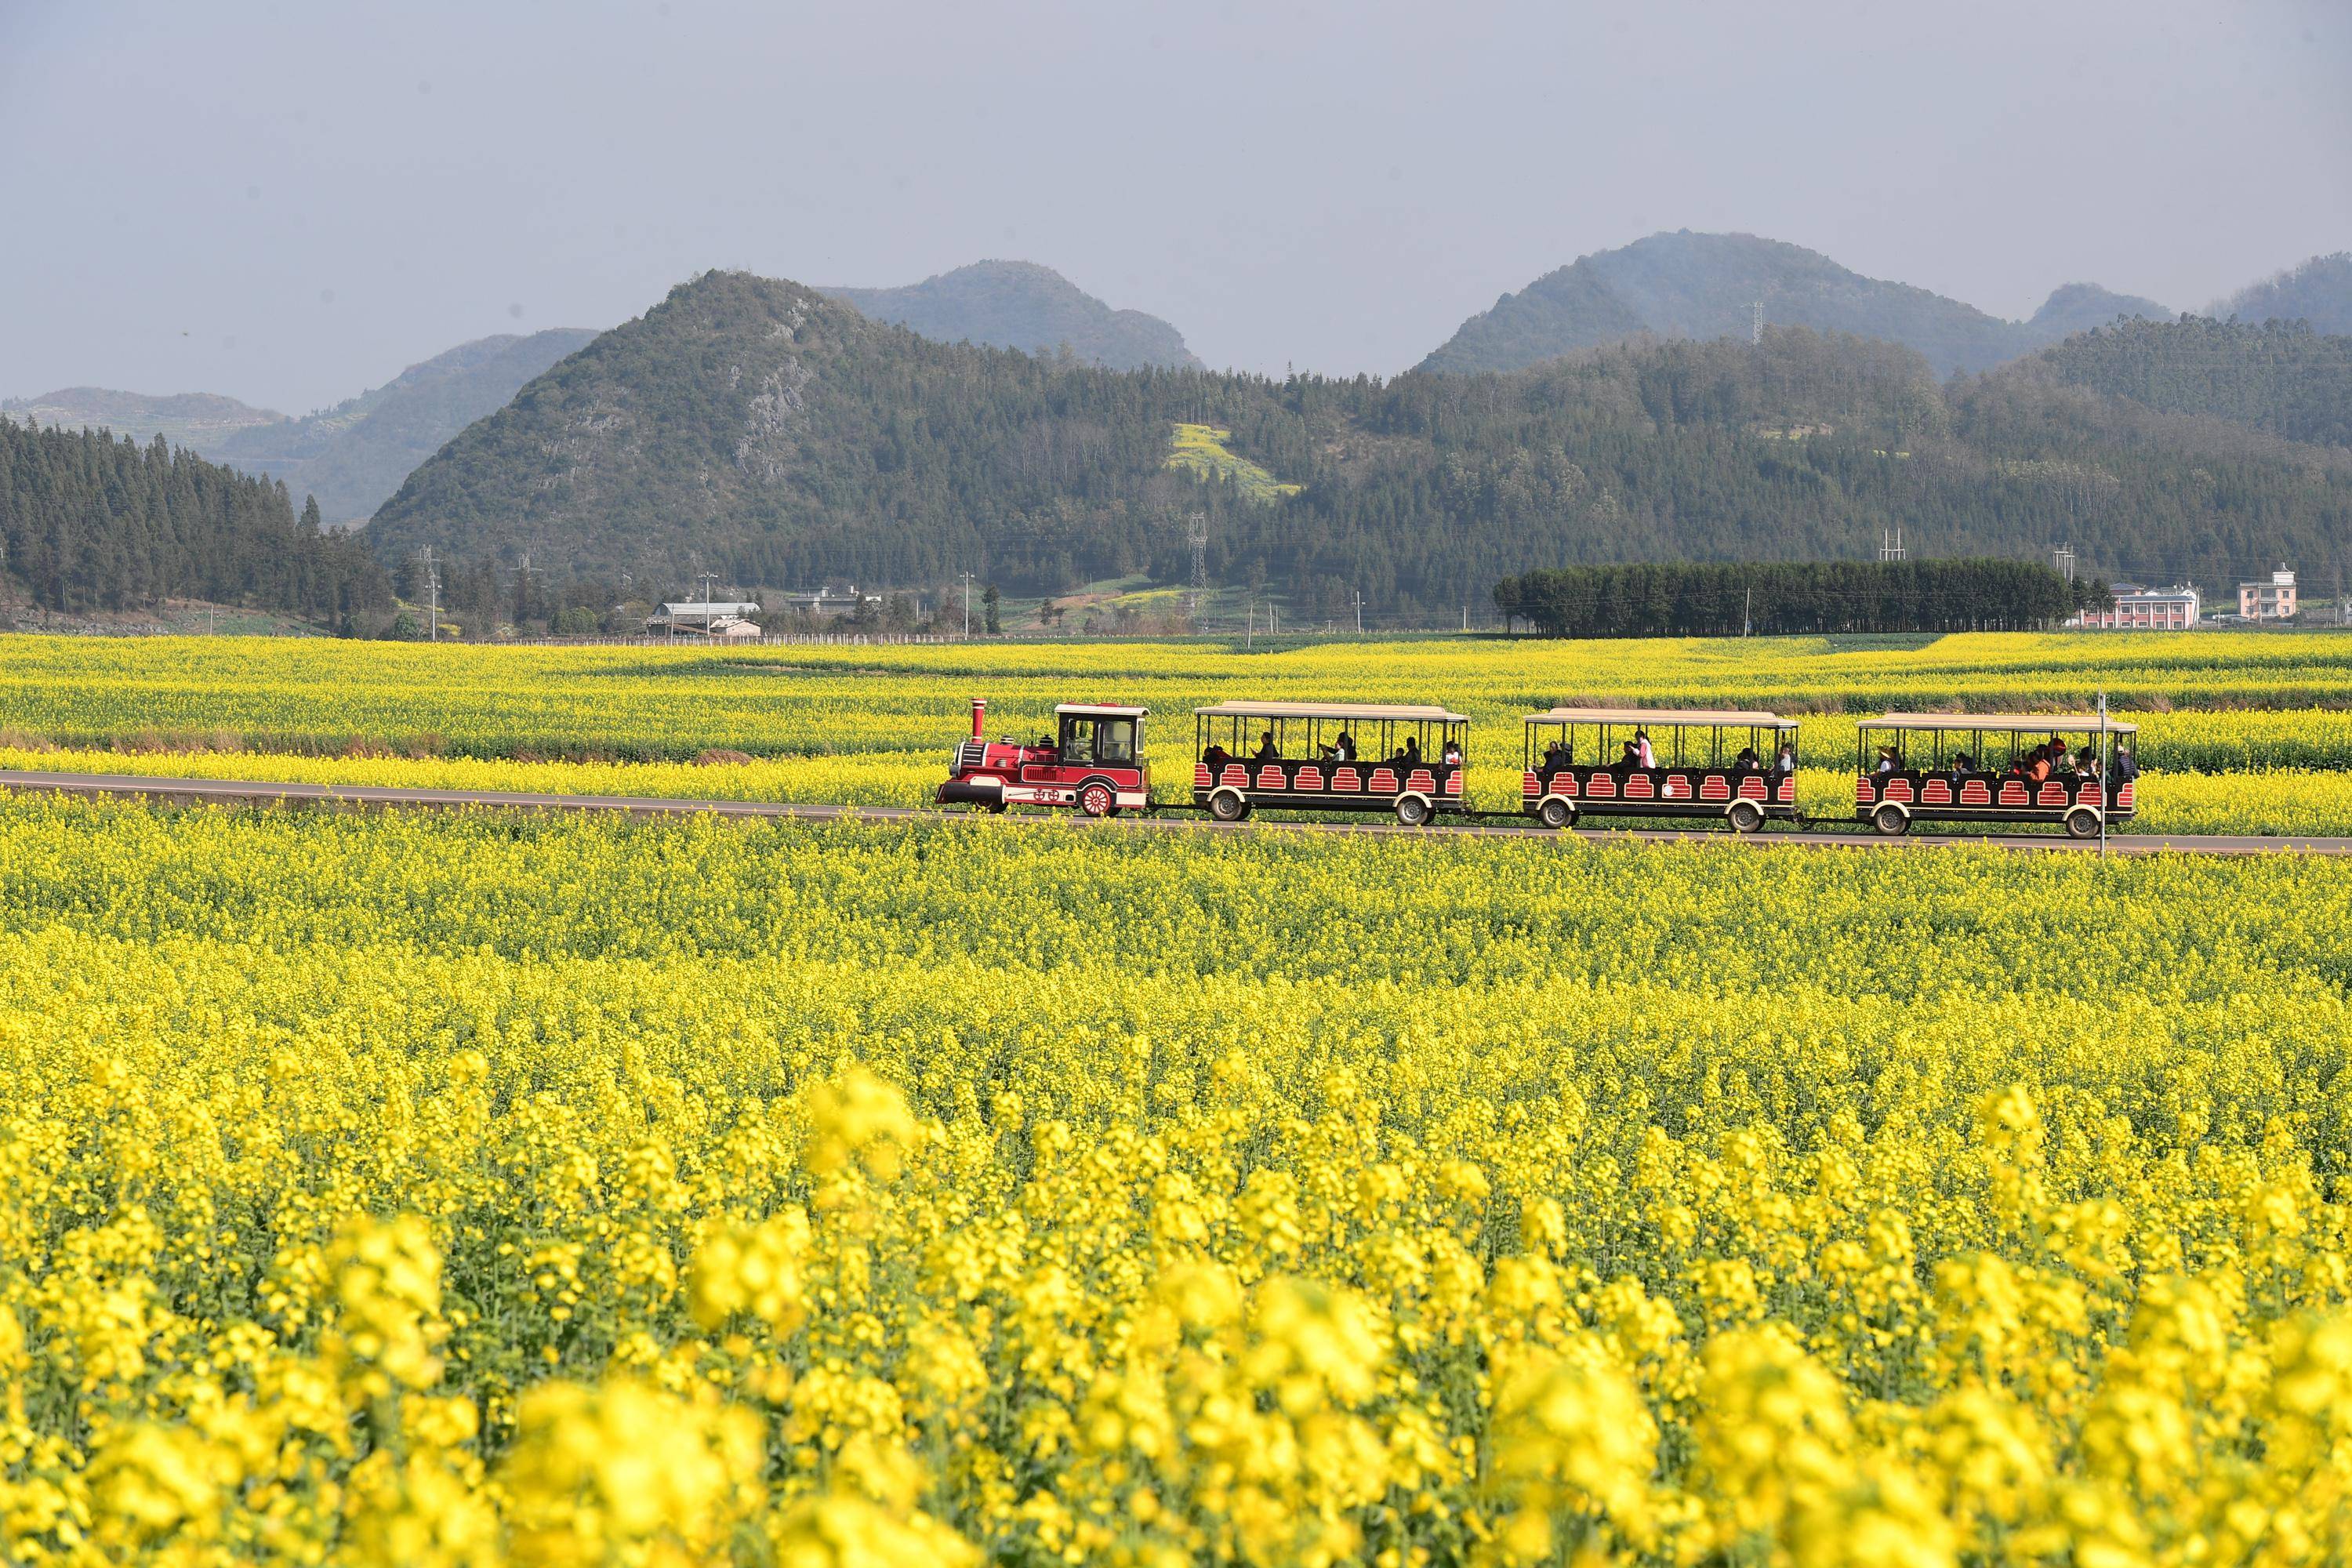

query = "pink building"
[2238,567,2297,620]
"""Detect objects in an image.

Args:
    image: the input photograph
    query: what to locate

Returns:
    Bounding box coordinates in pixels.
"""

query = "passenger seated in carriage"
[1732,745,1761,773]
[1617,739,1641,774]
[1540,737,1570,781]
[1202,742,1232,771]
[1253,730,1280,763]
[1441,737,1463,767]
[1874,746,1902,775]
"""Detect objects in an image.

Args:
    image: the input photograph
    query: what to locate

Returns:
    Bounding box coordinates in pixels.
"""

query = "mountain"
[822,260,1202,371]
[0,387,285,448]
[212,329,598,524]
[2212,253,2352,336]
[0,416,388,619]
[1417,231,2171,379]
[369,268,2348,615]
[2026,316,2352,449]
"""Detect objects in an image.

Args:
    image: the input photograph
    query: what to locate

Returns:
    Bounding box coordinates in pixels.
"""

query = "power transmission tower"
[1186,511,1209,616]
[2053,543,2077,582]
[1878,526,1907,564]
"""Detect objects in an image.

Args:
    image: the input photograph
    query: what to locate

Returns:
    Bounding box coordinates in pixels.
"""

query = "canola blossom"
[5,797,2352,1563]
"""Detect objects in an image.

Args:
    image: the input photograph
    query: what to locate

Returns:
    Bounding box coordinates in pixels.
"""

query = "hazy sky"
[4,0,2347,414]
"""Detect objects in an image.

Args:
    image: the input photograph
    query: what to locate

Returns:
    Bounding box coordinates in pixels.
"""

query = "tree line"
[0,417,389,621]
[1492,559,2094,637]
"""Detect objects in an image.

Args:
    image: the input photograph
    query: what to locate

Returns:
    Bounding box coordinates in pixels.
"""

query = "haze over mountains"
[1419,232,2174,379]
[824,260,1201,371]
[4,329,596,524]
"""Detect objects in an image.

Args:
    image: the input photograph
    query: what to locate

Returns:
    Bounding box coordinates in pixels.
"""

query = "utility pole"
[1246,599,1254,652]
[960,570,975,637]
[1751,301,1763,346]
[1744,586,1753,637]
[516,551,543,628]
[1353,590,1363,634]
[421,546,441,642]
[2097,690,2110,860]
[1186,511,1208,618]
[699,569,719,637]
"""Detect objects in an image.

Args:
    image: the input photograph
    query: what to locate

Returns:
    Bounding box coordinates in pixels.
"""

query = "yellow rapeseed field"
[4,797,2352,1565]
[7,629,2352,1563]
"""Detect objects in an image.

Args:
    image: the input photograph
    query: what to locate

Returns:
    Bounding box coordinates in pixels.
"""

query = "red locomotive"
[935,698,1152,817]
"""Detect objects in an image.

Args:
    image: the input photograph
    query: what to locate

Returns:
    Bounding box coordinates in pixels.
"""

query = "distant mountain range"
[363,266,2352,615]
[0,387,285,448]
[1417,231,2173,379]
[823,260,1201,371]
[207,329,598,524]
[4,329,595,524]
[2211,253,2352,337]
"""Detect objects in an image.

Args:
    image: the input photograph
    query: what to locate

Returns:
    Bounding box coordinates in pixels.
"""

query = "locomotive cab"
[938,699,1152,817]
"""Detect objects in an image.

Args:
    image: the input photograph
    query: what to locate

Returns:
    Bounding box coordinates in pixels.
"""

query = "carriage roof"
[1192,702,1469,723]
[1868,711,2138,735]
[1528,706,1798,729]
[1054,704,1149,718]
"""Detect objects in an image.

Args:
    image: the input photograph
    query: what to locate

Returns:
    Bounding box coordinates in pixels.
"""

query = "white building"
[2238,567,2297,621]
[2074,584,2201,630]
[648,601,761,635]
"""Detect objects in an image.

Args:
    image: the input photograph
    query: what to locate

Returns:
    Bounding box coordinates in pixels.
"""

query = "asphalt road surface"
[3,768,2348,856]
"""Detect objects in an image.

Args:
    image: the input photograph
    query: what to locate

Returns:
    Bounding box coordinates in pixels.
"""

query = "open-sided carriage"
[1192,702,1469,826]
[1522,707,1800,833]
[1854,713,2138,837]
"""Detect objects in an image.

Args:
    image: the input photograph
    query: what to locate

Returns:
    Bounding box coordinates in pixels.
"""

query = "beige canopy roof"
[1869,711,2139,734]
[1055,703,1149,718]
[1529,706,1798,729]
[1193,701,1468,723]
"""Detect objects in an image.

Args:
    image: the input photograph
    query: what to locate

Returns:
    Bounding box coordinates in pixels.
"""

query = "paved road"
[2,768,2347,855]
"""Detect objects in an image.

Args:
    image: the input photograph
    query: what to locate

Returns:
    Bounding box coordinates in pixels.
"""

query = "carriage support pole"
[2098,690,2109,861]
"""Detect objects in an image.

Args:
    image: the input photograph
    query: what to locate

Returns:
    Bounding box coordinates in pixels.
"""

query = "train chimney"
[971,698,987,740]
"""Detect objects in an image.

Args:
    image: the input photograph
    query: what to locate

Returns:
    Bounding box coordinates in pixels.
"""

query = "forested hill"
[824,260,1201,371]
[2027,318,2352,449]
[2212,253,2352,336]
[1417,231,2169,379]
[368,269,2349,619]
[211,328,598,524]
[0,417,389,619]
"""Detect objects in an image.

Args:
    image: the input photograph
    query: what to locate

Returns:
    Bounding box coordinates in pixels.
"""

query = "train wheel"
[1872,803,1910,837]
[987,800,1008,815]
[1395,796,1432,827]
[1079,781,1116,818]
[1727,800,1766,835]
[1207,789,1248,822]
[2065,807,2101,839]
[1537,797,1574,829]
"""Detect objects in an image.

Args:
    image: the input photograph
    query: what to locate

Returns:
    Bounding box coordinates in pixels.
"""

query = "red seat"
[1586,773,1616,798]
[1294,767,1323,791]
[1884,779,1914,803]
[1220,764,1250,788]
[1738,777,1767,800]
[1922,781,1952,804]
[2036,782,2068,807]
[1193,764,1212,789]
[1407,769,1436,793]
[1961,781,1991,805]
[1700,776,1730,801]
[1256,764,1285,789]
[1332,768,1361,792]
[1444,772,1463,796]
[1855,778,1875,804]
[1623,774,1654,800]
[1998,782,2029,806]
[1521,771,1540,797]
[1369,768,1398,793]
